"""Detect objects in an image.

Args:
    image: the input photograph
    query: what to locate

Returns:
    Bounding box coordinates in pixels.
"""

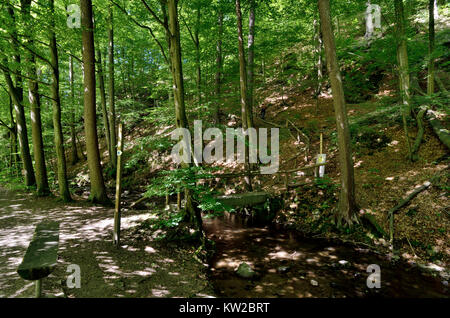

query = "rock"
[236,262,256,279]
[310,279,319,286]
[277,266,290,274]
[338,260,349,267]
[442,281,448,287]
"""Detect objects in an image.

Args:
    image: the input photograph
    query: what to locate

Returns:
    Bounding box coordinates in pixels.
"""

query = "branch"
[180,13,196,46]
[0,117,14,132]
[141,0,167,30]
[7,33,51,65]
[112,0,168,65]
[0,61,50,86]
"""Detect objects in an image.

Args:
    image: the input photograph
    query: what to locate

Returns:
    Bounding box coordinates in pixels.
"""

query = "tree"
[49,0,71,202]
[214,3,223,123]
[318,0,358,227]
[69,56,80,165]
[427,0,435,95]
[22,0,50,196]
[97,48,112,161]
[394,0,413,161]
[108,1,117,171]
[247,0,256,122]
[81,0,109,204]
[235,0,253,191]
[3,2,35,187]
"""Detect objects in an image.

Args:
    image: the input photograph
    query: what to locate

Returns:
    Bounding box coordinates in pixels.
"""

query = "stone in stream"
[310,279,319,286]
[277,266,290,274]
[236,262,256,279]
[338,260,350,267]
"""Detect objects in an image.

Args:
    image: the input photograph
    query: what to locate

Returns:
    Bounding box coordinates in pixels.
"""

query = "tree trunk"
[69,56,79,165]
[167,0,202,232]
[314,17,323,113]
[394,0,413,160]
[318,0,358,227]
[108,1,117,170]
[247,0,256,122]
[427,0,435,95]
[81,0,109,204]
[5,4,35,187]
[195,5,201,104]
[21,0,49,196]
[214,6,223,123]
[236,0,253,191]
[97,49,111,161]
[49,0,71,202]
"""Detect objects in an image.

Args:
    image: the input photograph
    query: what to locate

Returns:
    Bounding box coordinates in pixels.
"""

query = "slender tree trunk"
[394,0,413,160]
[28,50,50,196]
[5,4,35,186]
[8,96,18,168]
[195,5,201,104]
[167,0,202,232]
[247,0,256,122]
[108,1,117,170]
[314,18,323,113]
[69,56,79,165]
[49,0,71,202]
[81,0,109,204]
[236,0,253,191]
[318,0,357,227]
[214,6,223,123]
[427,0,435,95]
[21,0,49,195]
[97,49,111,160]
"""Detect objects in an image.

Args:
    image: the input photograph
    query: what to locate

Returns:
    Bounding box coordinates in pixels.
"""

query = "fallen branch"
[130,195,150,209]
[426,110,450,149]
[388,181,432,243]
[411,107,427,161]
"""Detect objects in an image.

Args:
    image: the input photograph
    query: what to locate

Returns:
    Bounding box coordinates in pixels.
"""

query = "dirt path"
[0,188,214,298]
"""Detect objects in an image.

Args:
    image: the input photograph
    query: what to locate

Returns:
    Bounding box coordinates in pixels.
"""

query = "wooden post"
[113,123,124,246]
[35,279,42,298]
[177,190,181,211]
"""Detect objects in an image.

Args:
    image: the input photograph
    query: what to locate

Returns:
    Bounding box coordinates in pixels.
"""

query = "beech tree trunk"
[236,0,253,191]
[81,0,109,204]
[427,0,435,95]
[5,4,35,187]
[50,0,71,202]
[214,6,223,123]
[167,0,202,231]
[22,0,49,196]
[97,48,111,161]
[247,0,256,122]
[108,1,117,170]
[69,56,79,165]
[394,0,413,160]
[318,0,358,227]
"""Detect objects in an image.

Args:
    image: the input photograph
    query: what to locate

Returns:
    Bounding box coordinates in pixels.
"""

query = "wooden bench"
[17,221,59,298]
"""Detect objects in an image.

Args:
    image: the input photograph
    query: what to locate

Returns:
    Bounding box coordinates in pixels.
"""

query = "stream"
[203,212,449,298]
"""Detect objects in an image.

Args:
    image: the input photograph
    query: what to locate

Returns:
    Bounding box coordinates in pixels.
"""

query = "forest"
[0,0,449,300]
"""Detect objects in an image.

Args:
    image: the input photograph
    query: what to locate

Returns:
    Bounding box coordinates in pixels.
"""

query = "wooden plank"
[17,221,59,281]
[113,123,124,246]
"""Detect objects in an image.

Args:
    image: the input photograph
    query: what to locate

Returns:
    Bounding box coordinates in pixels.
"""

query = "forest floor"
[0,188,214,298]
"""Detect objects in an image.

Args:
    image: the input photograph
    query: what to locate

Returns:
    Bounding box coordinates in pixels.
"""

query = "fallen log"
[389,181,432,243]
[411,107,427,161]
[426,110,450,149]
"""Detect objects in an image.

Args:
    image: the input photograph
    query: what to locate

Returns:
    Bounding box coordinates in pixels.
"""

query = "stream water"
[203,213,448,298]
